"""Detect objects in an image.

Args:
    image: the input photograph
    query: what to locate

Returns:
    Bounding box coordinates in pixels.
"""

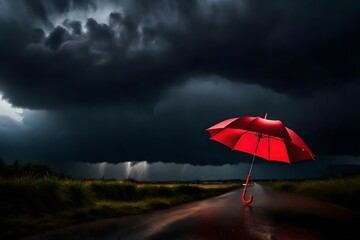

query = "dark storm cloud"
[63,19,82,35]
[0,0,360,109]
[24,0,50,26]
[45,26,71,50]
[0,0,359,167]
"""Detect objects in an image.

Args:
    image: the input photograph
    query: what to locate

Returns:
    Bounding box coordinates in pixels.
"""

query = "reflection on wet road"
[25,184,358,240]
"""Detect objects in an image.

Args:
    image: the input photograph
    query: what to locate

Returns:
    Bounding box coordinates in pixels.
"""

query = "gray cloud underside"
[1,77,359,164]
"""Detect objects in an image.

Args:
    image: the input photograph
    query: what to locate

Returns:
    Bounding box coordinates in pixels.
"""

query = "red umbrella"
[206,113,314,204]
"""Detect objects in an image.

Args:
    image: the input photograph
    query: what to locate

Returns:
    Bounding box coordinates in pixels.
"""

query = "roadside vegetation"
[0,161,240,239]
[262,176,360,212]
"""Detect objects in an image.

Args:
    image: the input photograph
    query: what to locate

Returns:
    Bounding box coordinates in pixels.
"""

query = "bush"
[0,177,91,217]
[0,162,53,178]
[90,182,137,201]
[0,177,63,217]
[64,181,90,207]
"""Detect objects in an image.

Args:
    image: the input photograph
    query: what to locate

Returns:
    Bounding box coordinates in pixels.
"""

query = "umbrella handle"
[242,175,253,205]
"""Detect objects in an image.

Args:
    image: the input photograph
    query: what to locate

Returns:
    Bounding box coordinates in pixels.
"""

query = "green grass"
[261,175,360,211]
[0,176,239,239]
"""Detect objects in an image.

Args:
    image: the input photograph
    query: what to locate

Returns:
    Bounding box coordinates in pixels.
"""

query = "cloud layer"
[0,0,359,168]
[1,0,360,109]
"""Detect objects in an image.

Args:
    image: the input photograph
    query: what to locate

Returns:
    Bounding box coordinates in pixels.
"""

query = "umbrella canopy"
[206,114,314,204]
[207,115,314,163]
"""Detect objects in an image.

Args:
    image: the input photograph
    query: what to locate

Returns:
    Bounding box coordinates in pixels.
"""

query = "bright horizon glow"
[0,95,24,122]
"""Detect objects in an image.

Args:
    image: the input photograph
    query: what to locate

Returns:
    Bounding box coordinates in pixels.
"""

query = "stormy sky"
[0,0,359,180]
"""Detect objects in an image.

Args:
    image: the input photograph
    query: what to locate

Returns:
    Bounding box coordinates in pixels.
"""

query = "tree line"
[0,159,55,178]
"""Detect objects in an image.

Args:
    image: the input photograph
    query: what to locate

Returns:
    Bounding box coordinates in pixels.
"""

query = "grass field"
[0,176,240,239]
[261,175,360,212]
[3,162,358,239]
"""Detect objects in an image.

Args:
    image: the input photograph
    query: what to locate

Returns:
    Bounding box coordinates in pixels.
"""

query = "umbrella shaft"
[248,135,261,177]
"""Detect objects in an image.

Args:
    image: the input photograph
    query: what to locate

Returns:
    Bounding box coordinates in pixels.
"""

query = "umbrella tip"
[264,113,268,119]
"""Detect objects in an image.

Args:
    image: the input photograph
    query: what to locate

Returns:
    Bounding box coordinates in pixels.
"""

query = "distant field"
[0,176,240,239]
[127,181,241,189]
[261,175,360,212]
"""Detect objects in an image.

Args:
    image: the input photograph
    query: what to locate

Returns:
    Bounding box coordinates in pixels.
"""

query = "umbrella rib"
[264,135,314,158]
[267,136,270,160]
[208,128,227,139]
[282,138,315,160]
[230,130,250,150]
[244,117,259,132]
[282,140,291,164]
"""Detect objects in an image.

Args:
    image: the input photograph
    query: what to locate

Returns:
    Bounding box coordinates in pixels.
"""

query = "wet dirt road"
[24,184,359,240]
